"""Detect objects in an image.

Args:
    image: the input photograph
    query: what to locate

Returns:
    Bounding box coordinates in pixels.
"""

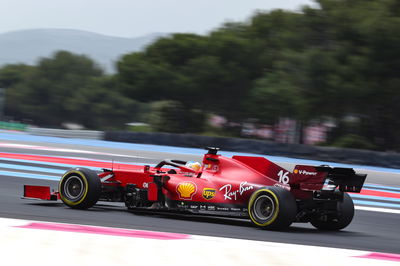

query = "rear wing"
[316,166,367,193]
[220,155,366,193]
[292,165,366,193]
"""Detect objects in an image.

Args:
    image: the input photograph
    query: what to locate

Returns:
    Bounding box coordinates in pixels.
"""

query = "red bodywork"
[23,149,366,218]
[96,153,325,208]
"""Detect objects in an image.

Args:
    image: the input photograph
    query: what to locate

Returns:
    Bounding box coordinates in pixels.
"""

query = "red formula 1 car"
[23,148,367,230]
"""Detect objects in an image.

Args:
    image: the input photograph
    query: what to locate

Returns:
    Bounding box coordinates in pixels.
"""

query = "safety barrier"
[0,121,27,131]
[19,127,400,168]
[28,127,104,140]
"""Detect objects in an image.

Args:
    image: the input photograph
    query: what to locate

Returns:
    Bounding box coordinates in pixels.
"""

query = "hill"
[0,29,166,73]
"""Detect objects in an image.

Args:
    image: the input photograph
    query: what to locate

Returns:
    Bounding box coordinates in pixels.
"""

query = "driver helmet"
[185,161,202,171]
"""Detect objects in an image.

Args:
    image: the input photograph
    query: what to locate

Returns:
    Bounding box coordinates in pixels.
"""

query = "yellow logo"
[177,182,197,200]
[202,188,216,200]
[294,169,299,174]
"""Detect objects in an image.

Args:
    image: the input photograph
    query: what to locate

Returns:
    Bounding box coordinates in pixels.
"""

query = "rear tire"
[311,192,354,231]
[59,168,101,209]
[248,187,297,230]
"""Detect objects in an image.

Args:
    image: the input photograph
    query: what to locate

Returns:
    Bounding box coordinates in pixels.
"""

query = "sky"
[0,0,314,38]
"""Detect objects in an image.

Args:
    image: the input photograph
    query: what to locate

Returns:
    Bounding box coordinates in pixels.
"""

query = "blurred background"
[0,0,399,152]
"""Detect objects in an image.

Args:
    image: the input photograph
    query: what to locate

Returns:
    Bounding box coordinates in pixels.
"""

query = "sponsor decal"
[200,205,206,210]
[177,202,187,209]
[202,188,216,200]
[219,181,254,201]
[176,182,197,200]
[204,164,219,172]
[207,206,216,211]
[274,183,290,190]
[216,207,229,211]
[190,205,199,209]
[230,207,241,212]
[296,169,317,176]
[183,173,195,177]
[142,182,149,188]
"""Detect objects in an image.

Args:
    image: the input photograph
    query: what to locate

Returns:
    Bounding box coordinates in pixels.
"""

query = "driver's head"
[185,161,202,171]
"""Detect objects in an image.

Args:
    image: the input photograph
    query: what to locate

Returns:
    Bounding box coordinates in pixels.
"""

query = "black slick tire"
[311,192,354,231]
[248,186,297,230]
[59,168,101,209]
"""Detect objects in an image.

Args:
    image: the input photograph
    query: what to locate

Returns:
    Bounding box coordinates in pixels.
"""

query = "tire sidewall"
[311,192,355,230]
[248,186,297,229]
[59,168,101,209]
[248,188,280,227]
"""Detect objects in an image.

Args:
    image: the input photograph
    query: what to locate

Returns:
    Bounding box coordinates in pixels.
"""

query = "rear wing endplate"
[316,166,367,193]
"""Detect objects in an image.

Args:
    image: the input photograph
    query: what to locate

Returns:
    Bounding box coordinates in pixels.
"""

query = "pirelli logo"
[202,188,216,200]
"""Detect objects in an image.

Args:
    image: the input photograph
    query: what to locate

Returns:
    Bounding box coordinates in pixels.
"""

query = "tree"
[0,64,35,88]
[65,76,144,129]
[4,51,106,127]
[114,0,400,149]
[117,53,193,103]
[247,71,302,124]
[145,34,208,66]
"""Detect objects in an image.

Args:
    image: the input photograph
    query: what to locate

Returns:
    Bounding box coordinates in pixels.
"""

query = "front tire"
[248,187,297,230]
[59,168,101,209]
[311,192,354,231]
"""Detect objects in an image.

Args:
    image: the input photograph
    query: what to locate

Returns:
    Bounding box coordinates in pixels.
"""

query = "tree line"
[0,0,399,151]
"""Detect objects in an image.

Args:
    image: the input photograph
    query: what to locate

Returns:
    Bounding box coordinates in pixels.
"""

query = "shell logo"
[176,182,197,200]
[294,169,299,174]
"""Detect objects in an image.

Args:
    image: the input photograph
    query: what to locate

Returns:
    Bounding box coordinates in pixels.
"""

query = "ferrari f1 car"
[23,148,367,230]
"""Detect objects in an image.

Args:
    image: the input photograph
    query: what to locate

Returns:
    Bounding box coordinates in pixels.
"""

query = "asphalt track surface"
[0,139,399,254]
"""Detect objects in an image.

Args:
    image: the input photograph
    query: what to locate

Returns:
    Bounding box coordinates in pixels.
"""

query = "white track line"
[0,142,149,159]
[355,205,400,214]
[0,217,399,266]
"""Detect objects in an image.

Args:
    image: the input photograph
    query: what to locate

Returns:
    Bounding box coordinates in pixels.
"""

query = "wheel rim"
[253,195,275,222]
[63,175,84,201]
